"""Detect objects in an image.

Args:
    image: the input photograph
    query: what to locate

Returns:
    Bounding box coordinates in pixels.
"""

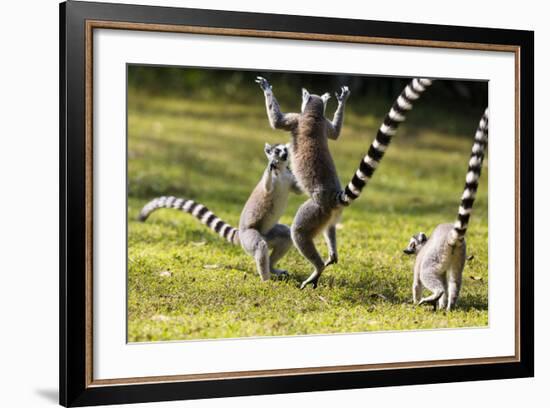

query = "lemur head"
[301,88,330,116]
[403,232,428,255]
[264,143,290,170]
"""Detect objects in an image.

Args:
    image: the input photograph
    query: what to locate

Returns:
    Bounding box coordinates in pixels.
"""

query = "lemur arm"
[290,174,303,195]
[327,86,350,140]
[256,76,299,131]
[262,166,274,193]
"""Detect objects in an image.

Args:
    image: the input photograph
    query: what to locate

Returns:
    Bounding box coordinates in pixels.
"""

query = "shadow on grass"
[455,291,489,311]
[283,267,488,312]
[280,269,403,305]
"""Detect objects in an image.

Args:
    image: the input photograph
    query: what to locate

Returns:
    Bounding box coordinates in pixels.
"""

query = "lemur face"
[264,143,289,169]
[403,232,428,255]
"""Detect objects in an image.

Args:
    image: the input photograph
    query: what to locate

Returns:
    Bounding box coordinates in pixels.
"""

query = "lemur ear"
[264,143,272,155]
[419,232,427,242]
[321,92,331,105]
[301,88,311,113]
[285,142,292,151]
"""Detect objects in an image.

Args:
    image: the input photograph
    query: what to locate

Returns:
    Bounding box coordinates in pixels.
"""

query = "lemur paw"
[418,298,438,311]
[269,159,279,171]
[300,273,320,289]
[300,280,318,290]
[324,254,338,267]
[255,76,272,92]
[335,86,350,103]
[271,268,289,278]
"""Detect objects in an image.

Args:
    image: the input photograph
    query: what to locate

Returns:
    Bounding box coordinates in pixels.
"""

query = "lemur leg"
[322,209,342,267]
[446,267,463,311]
[419,268,446,311]
[291,199,332,289]
[412,269,423,304]
[239,228,271,281]
[265,224,292,276]
[323,225,338,266]
[438,291,449,311]
[412,262,424,304]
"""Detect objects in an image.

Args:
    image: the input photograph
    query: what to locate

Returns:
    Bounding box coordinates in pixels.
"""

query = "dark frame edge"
[59,1,68,406]
[71,361,532,407]
[519,30,535,378]
[60,1,534,406]
[70,0,529,44]
[62,1,90,406]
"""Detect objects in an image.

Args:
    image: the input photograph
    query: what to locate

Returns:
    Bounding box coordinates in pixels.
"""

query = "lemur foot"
[300,272,320,289]
[255,76,272,93]
[335,86,351,103]
[418,298,438,312]
[271,268,289,279]
[324,254,338,267]
[259,272,271,282]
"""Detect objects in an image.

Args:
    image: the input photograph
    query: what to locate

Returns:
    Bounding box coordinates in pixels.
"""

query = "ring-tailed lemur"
[403,108,488,310]
[256,76,432,289]
[139,143,302,281]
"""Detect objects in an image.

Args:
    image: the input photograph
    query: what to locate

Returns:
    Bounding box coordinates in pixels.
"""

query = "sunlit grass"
[127,89,488,342]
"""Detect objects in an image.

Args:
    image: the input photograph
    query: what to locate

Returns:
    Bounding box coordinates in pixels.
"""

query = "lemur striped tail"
[138,196,240,245]
[338,78,433,206]
[448,108,489,246]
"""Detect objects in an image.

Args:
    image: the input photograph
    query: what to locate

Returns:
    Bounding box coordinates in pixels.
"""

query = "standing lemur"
[256,76,433,288]
[403,109,488,310]
[139,143,302,281]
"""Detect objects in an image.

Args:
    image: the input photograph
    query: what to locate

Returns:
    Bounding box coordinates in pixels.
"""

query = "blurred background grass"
[127,66,488,342]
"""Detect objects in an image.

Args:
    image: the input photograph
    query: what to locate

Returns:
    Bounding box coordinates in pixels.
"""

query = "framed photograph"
[60,1,534,406]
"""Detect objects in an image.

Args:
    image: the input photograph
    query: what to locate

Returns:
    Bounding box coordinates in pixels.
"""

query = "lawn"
[127,87,488,342]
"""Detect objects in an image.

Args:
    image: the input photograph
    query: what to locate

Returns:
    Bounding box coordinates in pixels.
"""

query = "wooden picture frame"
[60,1,534,406]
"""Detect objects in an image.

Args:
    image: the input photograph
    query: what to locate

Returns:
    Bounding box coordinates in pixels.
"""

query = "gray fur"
[256,76,433,289]
[139,143,301,281]
[404,109,488,310]
[406,224,466,310]
[256,76,349,288]
[238,143,302,280]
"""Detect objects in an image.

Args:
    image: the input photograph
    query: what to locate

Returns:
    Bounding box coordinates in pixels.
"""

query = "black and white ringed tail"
[138,196,240,245]
[338,78,433,206]
[448,108,489,245]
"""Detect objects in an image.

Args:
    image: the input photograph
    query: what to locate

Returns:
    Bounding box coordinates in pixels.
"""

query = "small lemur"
[139,143,302,281]
[256,76,433,288]
[403,109,489,310]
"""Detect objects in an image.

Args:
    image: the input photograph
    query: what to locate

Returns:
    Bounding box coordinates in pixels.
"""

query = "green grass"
[127,89,488,342]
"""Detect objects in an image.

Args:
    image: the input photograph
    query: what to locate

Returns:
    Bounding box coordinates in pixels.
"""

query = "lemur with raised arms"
[256,76,433,288]
[403,109,488,310]
[139,143,302,281]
